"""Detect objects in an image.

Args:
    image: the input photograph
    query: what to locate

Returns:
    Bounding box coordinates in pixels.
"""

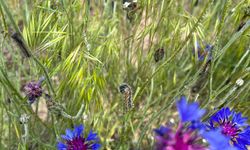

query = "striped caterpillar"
[119,83,134,112]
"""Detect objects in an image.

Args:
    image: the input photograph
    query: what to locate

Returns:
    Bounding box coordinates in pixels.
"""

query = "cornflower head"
[57,124,101,150]
[154,96,235,150]
[24,77,45,104]
[208,107,250,150]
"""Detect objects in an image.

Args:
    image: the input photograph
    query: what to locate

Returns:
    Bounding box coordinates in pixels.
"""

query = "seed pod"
[154,48,164,62]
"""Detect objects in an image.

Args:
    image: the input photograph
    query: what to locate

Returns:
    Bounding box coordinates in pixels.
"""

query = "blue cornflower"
[208,107,250,150]
[194,41,213,61]
[57,124,101,150]
[154,96,207,150]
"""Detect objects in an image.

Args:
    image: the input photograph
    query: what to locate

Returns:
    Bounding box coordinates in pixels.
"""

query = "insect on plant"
[119,83,134,112]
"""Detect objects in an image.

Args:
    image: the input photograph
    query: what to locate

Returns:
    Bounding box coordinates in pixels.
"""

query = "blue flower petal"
[57,142,67,150]
[210,107,232,124]
[234,142,248,150]
[154,126,170,136]
[205,44,213,51]
[232,112,248,127]
[73,124,84,137]
[220,107,231,119]
[61,135,70,141]
[190,120,206,130]
[201,129,237,150]
[237,126,250,145]
[86,130,99,141]
[61,128,74,141]
[177,96,205,122]
[91,143,101,150]
[66,129,74,139]
[194,41,213,61]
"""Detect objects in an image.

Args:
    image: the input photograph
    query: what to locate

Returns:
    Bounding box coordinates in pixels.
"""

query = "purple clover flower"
[57,124,101,150]
[208,107,250,150]
[154,96,238,150]
[24,77,44,104]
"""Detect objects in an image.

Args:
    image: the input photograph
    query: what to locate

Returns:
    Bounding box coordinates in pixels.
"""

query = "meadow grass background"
[0,0,249,149]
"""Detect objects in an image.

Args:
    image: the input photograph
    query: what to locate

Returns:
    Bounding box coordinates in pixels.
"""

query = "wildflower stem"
[60,104,85,120]
[83,32,91,53]
[19,114,30,145]
[216,78,244,109]
[22,123,28,144]
[232,47,250,74]
[0,0,21,35]
[51,115,58,139]
[0,2,8,33]
[32,56,56,96]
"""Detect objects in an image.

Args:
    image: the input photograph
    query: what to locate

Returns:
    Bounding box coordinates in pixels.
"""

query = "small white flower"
[123,2,131,9]
[236,78,244,87]
[170,118,175,124]
[123,0,137,9]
